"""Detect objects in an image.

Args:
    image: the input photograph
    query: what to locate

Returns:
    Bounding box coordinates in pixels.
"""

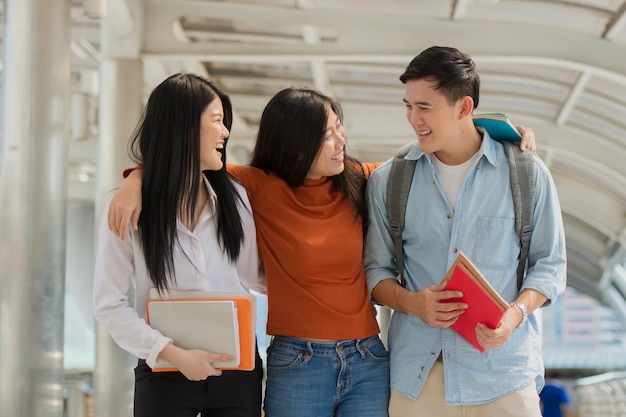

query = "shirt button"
[431,350,436,355]
[418,374,423,379]
[447,213,452,219]
[421,366,426,371]
[453,248,458,253]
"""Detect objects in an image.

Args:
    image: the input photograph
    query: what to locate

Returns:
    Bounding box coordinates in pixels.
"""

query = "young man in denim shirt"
[364,46,566,416]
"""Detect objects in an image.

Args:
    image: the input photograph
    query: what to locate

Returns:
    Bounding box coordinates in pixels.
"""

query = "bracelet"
[511,301,528,327]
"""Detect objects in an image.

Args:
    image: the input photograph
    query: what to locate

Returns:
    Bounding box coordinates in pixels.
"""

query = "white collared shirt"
[93,177,263,368]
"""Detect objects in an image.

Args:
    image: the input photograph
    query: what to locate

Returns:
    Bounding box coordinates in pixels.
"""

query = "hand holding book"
[157,342,233,380]
[441,252,509,352]
[146,288,257,371]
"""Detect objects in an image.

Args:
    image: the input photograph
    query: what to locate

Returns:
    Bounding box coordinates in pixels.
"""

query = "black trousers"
[133,348,263,417]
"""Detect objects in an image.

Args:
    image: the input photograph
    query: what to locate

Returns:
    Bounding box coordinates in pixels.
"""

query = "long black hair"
[129,73,245,290]
[250,87,367,228]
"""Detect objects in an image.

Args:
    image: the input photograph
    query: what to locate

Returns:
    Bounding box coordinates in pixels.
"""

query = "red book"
[441,252,509,352]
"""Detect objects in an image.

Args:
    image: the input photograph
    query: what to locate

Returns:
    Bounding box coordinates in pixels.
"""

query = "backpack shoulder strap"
[386,143,417,288]
[501,141,535,291]
[385,141,535,291]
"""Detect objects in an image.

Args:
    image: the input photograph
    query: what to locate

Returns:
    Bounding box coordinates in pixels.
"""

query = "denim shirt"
[364,135,566,404]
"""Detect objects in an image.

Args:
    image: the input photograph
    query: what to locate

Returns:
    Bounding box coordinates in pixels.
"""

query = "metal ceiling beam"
[451,0,470,19]
[603,287,626,323]
[556,70,591,126]
[309,59,331,95]
[140,2,626,76]
[474,55,626,87]
[82,0,105,19]
[603,0,626,39]
[141,53,626,88]
[560,205,621,246]
[612,264,626,299]
[183,30,306,44]
[301,25,331,94]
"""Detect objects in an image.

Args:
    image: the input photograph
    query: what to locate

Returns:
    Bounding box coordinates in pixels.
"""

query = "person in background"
[93,73,265,417]
[540,379,572,417]
[107,84,537,417]
[363,46,566,417]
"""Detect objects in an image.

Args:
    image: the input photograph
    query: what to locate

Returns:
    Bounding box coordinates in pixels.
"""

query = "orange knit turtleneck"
[228,163,381,340]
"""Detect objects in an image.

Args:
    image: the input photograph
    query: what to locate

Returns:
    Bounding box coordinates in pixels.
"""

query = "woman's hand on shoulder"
[516,125,537,153]
[108,169,143,243]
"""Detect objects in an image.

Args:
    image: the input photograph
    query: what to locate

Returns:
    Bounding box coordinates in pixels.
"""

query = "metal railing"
[576,371,626,417]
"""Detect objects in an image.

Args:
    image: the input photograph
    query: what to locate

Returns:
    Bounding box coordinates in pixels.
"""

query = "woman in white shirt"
[93,73,265,417]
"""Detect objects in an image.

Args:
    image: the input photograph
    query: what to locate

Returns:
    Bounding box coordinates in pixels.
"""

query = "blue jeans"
[263,335,390,417]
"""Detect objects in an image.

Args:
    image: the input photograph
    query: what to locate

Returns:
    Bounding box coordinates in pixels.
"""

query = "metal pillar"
[90,0,144,414]
[92,58,143,417]
[0,0,71,416]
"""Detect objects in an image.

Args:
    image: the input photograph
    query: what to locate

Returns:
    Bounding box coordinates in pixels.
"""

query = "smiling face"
[306,107,346,180]
[403,78,464,156]
[199,97,230,171]
[404,78,481,165]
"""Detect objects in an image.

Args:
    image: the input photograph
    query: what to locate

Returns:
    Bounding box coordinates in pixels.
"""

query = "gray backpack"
[385,141,535,290]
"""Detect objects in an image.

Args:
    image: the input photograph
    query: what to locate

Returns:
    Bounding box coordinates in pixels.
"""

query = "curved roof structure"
[64,0,626,316]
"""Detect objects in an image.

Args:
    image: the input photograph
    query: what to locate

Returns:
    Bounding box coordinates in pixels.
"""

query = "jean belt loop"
[356,338,367,358]
[303,340,313,364]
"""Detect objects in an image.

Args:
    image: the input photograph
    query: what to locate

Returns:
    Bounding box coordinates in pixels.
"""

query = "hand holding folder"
[146,288,257,371]
[441,252,509,352]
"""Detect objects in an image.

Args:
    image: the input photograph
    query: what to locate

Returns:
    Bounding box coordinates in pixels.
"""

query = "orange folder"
[146,288,257,371]
[441,252,509,352]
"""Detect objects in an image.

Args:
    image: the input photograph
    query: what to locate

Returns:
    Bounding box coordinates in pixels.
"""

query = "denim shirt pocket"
[471,216,518,271]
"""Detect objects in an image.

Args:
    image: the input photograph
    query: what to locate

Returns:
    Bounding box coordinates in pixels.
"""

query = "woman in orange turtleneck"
[111,87,390,417]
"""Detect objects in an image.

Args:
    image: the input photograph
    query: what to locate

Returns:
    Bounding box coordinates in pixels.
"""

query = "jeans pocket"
[364,339,389,362]
[267,345,303,371]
